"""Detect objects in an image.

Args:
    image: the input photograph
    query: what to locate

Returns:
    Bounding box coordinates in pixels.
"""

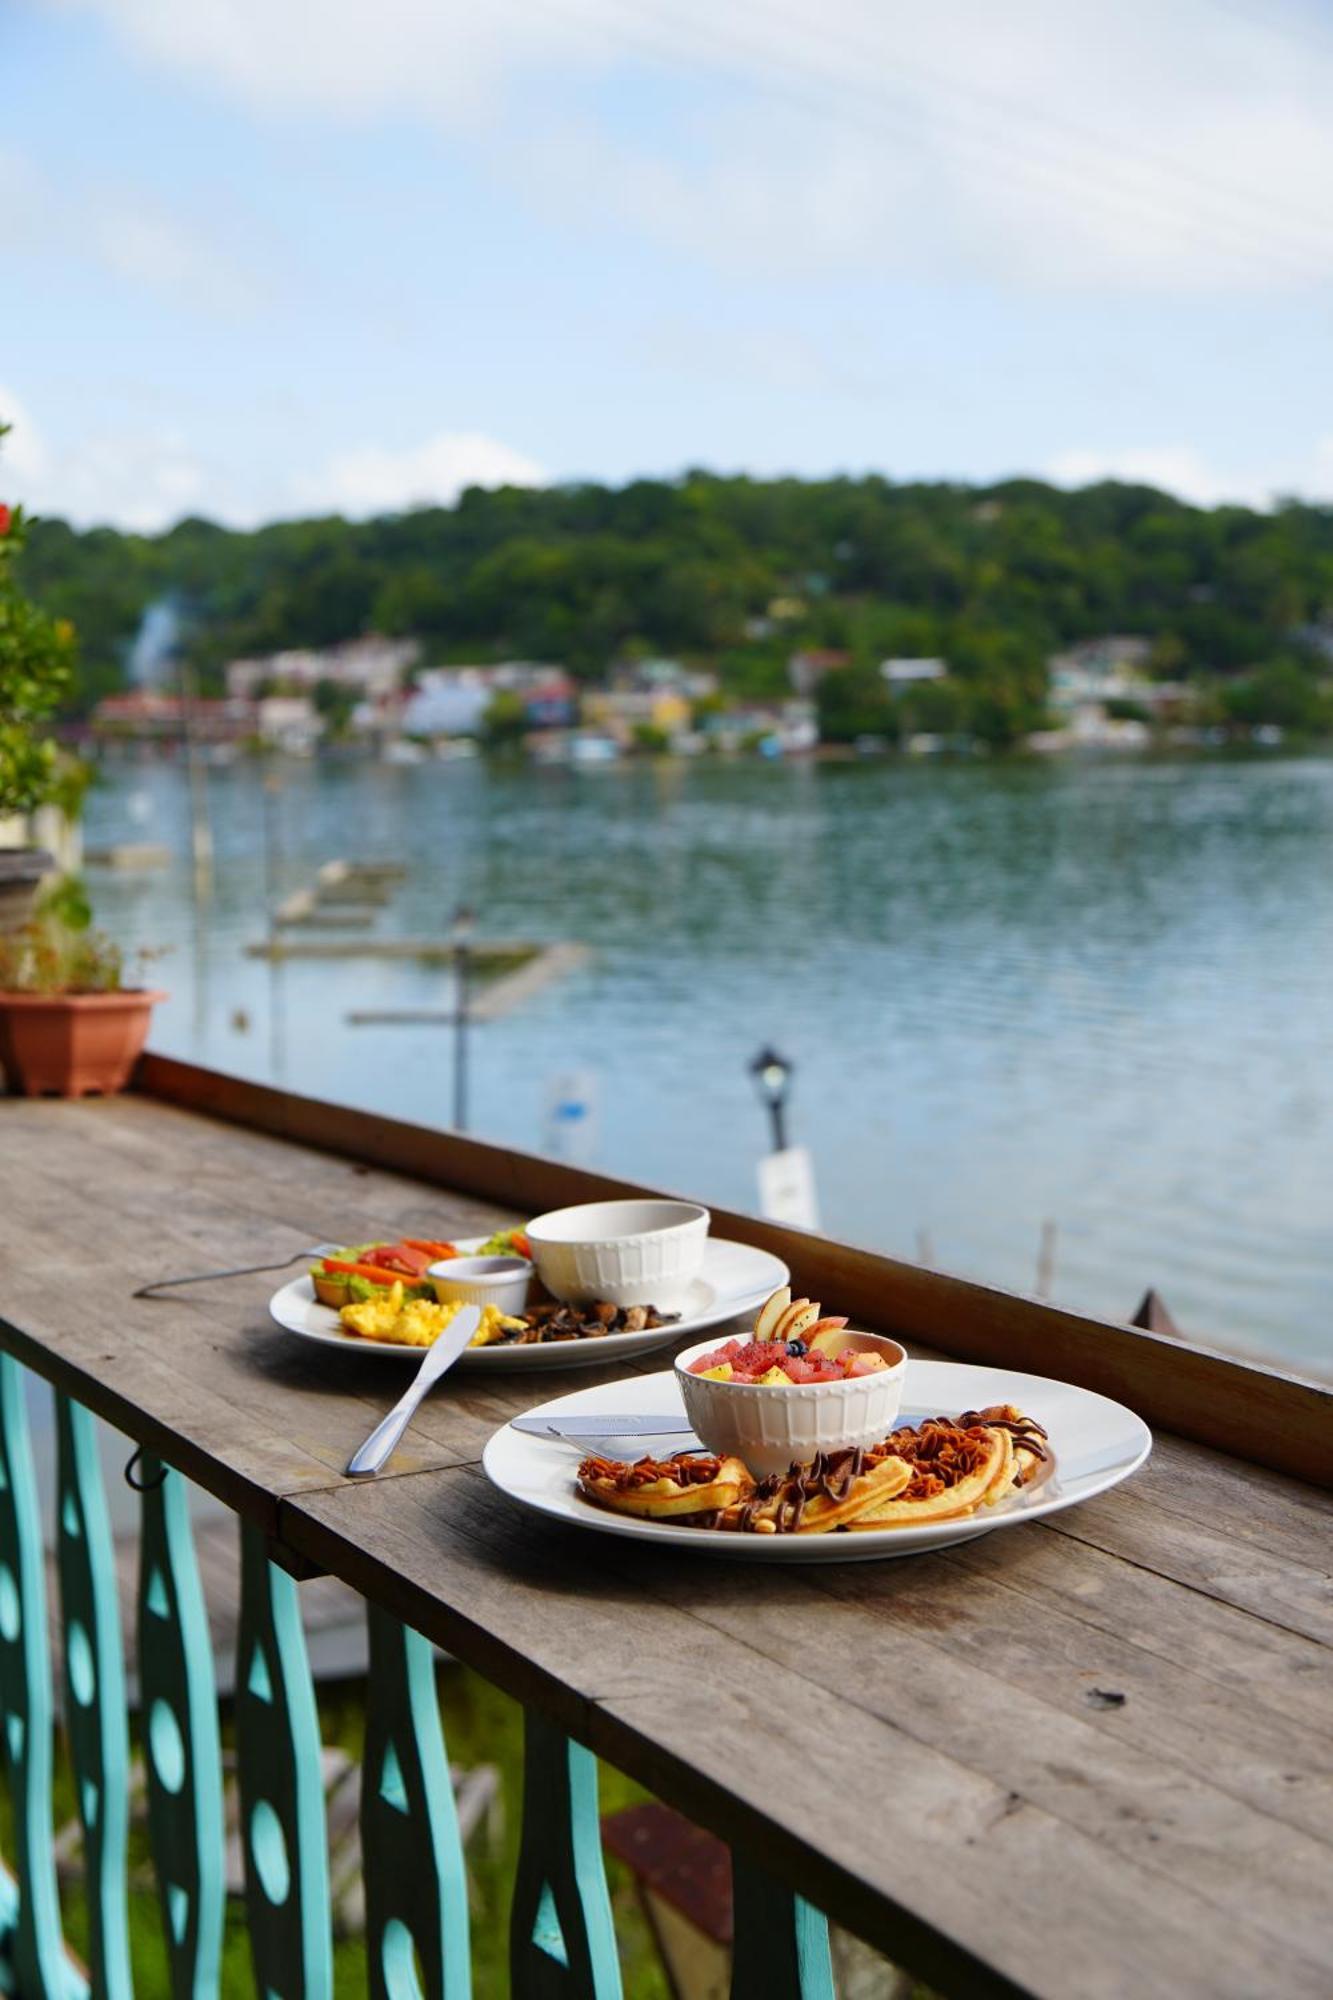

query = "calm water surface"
[84,754,1333,1377]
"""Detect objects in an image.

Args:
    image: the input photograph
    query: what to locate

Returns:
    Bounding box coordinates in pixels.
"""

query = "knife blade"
[510,1414,694,1439]
[345,1303,482,1476]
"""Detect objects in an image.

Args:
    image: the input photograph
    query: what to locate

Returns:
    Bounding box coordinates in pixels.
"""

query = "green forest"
[18,472,1333,744]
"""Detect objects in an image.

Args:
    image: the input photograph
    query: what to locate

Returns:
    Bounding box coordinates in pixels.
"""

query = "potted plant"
[0,423,77,931]
[0,900,166,1098]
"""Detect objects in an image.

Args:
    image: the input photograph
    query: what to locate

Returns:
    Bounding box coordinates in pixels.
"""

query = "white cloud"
[1045,441,1333,509]
[1044,446,1260,508]
[0,389,210,530]
[0,389,50,488]
[56,0,1333,293]
[294,431,547,517]
[0,387,544,530]
[50,0,581,125]
[94,209,263,315]
[0,143,263,314]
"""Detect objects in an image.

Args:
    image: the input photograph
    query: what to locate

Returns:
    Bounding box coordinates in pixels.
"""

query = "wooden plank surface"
[282,1465,1333,2000]
[0,1080,1330,2000]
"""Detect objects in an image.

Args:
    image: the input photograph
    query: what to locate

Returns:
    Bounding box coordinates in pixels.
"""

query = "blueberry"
[786,1339,807,1357]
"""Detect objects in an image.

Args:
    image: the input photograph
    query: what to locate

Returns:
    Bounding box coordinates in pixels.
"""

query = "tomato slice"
[322,1259,411,1286]
[402,1238,458,1261]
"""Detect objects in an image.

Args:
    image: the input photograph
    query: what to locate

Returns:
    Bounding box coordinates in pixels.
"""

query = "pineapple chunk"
[755,1365,791,1386]
[699,1362,734,1381]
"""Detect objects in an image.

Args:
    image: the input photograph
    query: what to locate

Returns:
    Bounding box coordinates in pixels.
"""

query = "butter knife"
[509,1414,695,1440]
[345,1304,482,1476]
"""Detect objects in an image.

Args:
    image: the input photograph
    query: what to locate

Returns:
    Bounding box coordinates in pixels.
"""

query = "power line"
[522,0,1333,283]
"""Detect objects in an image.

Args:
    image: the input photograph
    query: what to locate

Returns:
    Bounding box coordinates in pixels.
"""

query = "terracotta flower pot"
[0,849,54,936]
[0,989,167,1099]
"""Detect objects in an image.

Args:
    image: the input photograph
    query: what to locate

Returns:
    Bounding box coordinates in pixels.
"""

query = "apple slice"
[805,1316,850,1353]
[753,1287,791,1342]
[775,1299,820,1343]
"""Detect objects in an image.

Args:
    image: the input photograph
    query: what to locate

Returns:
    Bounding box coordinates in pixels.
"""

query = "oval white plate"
[482,1361,1152,1557]
[267,1237,790,1370]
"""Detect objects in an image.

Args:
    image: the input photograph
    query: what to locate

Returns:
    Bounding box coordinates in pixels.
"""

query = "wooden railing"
[0,1062,863,1999]
[0,1358,844,1998]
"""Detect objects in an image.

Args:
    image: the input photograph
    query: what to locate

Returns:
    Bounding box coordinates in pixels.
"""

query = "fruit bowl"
[675,1325,907,1478]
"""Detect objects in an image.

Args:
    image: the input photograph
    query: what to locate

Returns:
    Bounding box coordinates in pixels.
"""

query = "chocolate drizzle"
[727,1446,869,1534]
[956,1407,1050,1462]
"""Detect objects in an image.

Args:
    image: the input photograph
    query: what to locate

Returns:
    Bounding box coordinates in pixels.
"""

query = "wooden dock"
[273,858,405,929]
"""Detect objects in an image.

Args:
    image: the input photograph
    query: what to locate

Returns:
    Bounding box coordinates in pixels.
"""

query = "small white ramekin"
[524,1199,709,1308]
[428,1254,533,1316]
[675,1329,907,1477]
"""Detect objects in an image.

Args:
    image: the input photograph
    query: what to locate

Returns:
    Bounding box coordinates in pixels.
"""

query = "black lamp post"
[451,903,476,1132]
[749,1045,793,1154]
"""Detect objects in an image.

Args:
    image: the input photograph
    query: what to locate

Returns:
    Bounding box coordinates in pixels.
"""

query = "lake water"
[83,752,1333,1379]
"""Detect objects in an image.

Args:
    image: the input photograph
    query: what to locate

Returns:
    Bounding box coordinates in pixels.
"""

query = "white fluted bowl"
[676,1329,907,1477]
[524,1199,709,1309]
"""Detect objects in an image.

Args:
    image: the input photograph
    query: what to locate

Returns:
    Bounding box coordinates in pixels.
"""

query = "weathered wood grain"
[1042,1487,1333,1647]
[2,1074,1331,1999]
[1111,1432,1333,1571]
[281,1466,1333,2000]
[944,1515,1333,1740]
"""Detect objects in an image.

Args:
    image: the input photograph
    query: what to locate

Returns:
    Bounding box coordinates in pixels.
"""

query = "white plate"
[482,1361,1152,1558]
[267,1236,790,1371]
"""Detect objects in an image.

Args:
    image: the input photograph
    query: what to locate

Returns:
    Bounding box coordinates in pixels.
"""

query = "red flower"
[0,505,11,536]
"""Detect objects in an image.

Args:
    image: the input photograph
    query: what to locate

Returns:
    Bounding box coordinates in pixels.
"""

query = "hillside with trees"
[17,472,1333,744]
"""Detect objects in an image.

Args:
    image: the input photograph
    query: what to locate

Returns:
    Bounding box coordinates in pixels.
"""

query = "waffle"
[577,1452,754,1519]
[711,1447,913,1534]
[849,1420,1017,1529]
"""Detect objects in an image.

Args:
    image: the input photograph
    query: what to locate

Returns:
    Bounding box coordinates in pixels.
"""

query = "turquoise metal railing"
[0,1351,835,1999]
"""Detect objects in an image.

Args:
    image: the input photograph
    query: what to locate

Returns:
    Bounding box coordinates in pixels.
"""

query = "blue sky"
[6,0,1333,529]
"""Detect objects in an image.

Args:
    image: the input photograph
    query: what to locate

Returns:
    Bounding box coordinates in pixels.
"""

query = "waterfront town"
[80,628,1290,767]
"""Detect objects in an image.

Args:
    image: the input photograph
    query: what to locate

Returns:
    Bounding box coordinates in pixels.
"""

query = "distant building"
[401,666,577,736]
[517,676,577,729]
[1048,636,1152,708]
[91,691,254,743]
[703,699,817,756]
[490,660,567,689]
[400,670,492,738]
[610,657,716,700]
[1029,716,1152,753]
[256,695,323,754]
[1047,636,1164,728]
[528,731,621,768]
[881,657,948,687]
[789,649,852,694]
[584,685,693,742]
[1050,636,1152,672]
[225,635,420,701]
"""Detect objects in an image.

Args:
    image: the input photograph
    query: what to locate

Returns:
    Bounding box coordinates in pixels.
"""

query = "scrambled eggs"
[339,1282,525,1348]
